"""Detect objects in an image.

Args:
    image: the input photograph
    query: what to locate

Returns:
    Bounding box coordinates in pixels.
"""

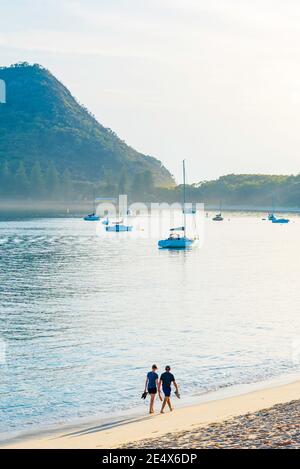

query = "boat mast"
[183,159,186,238]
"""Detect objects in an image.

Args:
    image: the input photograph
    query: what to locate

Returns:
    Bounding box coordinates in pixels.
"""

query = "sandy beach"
[2,378,300,449]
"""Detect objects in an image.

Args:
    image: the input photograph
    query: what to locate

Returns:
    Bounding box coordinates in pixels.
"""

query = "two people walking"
[144,364,180,414]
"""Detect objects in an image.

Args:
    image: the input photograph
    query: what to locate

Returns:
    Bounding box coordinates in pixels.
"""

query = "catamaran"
[158,160,197,249]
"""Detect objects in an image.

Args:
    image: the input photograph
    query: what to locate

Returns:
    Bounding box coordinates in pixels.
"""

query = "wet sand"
[2,379,300,449]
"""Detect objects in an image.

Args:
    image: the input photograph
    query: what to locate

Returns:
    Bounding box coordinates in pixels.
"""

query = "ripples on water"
[0,216,300,439]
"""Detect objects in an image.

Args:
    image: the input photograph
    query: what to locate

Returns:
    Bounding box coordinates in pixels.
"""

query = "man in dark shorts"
[158,365,179,413]
[144,364,161,414]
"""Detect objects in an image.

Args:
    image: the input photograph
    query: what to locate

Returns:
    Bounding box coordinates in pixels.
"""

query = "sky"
[1,0,300,182]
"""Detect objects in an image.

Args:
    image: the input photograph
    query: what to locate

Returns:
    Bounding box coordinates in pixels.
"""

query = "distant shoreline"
[0,200,300,220]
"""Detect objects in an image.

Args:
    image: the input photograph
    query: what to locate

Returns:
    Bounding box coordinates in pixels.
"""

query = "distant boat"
[105,206,133,233]
[268,213,289,224]
[213,213,223,222]
[213,201,224,221]
[158,160,197,249]
[184,203,197,214]
[272,217,290,224]
[84,191,100,221]
[84,214,100,221]
[106,223,133,232]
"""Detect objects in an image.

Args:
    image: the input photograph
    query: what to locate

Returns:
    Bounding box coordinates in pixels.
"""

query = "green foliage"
[15,161,29,196]
[0,64,299,206]
[158,174,300,207]
[0,62,174,201]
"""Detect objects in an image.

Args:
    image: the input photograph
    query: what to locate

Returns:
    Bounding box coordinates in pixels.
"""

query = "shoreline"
[2,375,300,449]
[0,201,300,220]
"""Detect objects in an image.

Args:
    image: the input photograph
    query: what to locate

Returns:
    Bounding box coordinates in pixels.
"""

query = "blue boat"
[106,223,133,232]
[83,191,100,221]
[84,214,100,221]
[272,217,289,224]
[268,213,289,224]
[158,235,194,249]
[158,160,197,249]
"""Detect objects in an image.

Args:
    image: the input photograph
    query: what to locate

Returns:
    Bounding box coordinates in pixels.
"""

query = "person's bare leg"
[167,397,173,411]
[160,398,167,413]
[149,394,155,414]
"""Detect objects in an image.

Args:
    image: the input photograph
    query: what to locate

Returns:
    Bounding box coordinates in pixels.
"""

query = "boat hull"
[272,219,289,224]
[158,237,195,249]
[106,224,133,232]
[84,216,100,221]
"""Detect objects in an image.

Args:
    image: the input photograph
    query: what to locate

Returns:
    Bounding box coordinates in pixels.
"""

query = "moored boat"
[158,160,197,249]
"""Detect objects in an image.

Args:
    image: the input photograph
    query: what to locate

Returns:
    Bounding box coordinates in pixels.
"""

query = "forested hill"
[0,62,174,200]
[157,174,300,208]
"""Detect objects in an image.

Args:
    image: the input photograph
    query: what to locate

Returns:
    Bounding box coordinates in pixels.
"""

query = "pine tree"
[14,161,29,198]
[0,160,12,198]
[30,161,45,199]
[132,172,144,196]
[118,170,129,195]
[46,161,60,199]
[142,170,154,194]
[62,169,72,200]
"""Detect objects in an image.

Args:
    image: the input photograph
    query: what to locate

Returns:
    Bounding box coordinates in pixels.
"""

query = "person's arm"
[173,380,179,393]
[158,378,162,393]
[144,376,148,393]
[172,375,179,393]
[158,378,163,401]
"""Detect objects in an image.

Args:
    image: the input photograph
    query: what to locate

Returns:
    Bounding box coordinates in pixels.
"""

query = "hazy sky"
[1,0,300,182]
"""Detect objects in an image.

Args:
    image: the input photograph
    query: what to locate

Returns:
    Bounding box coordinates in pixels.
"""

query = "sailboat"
[213,201,224,221]
[268,213,290,224]
[106,219,133,232]
[158,160,197,249]
[267,195,289,223]
[83,191,100,221]
[105,202,133,232]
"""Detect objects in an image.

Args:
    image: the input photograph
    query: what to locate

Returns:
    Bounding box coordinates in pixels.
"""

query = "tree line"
[1,161,299,207]
[0,160,73,200]
[0,160,156,201]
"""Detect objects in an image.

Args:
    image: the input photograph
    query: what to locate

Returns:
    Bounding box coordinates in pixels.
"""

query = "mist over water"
[0,215,300,439]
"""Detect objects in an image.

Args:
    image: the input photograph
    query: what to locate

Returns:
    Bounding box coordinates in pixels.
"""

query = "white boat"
[213,201,223,221]
[158,160,197,249]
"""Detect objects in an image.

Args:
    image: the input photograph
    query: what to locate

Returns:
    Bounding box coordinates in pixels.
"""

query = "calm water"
[0,214,300,440]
